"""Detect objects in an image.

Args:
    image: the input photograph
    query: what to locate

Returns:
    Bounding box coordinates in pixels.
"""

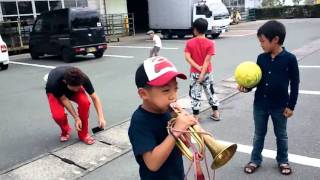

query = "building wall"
[86,0,128,15]
[105,0,128,14]
[0,0,81,22]
[244,0,261,8]
[0,0,129,22]
[87,0,103,13]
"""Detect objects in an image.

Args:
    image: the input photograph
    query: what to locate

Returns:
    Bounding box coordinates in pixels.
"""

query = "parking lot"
[1,19,320,179]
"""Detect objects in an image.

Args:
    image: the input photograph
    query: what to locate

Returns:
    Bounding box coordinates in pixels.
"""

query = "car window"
[196,4,210,15]
[34,18,43,32]
[42,15,52,33]
[51,11,69,34]
[196,4,212,18]
[34,14,52,33]
[71,11,100,29]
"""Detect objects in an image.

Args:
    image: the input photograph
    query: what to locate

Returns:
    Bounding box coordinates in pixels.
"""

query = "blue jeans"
[250,105,288,165]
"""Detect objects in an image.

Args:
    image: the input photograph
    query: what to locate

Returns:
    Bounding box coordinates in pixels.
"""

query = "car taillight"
[75,47,85,53]
[98,44,107,49]
[1,45,7,52]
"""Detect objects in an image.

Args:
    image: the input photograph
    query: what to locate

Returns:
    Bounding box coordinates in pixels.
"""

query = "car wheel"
[211,33,221,39]
[94,51,104,58]
[30,48,40,60]
[62,48,75,63]
[162,31,172,39]
[1,64,9,70]
[177,34,185,39]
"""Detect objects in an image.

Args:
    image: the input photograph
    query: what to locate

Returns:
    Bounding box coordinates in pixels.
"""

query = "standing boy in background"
[147,30,162,57]
[184,18,220,120]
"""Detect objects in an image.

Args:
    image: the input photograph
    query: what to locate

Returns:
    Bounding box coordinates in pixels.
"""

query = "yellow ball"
[234,61,262,88]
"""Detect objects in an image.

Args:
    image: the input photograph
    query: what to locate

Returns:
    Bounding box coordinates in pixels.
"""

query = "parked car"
[0,35,9,70]
[29,8,107,62]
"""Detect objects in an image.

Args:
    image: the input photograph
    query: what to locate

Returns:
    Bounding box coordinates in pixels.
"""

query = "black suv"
[29,8,107,62]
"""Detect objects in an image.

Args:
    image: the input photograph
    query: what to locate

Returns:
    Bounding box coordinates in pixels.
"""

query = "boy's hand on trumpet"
[170,103,198,138]
[180,133,191,148]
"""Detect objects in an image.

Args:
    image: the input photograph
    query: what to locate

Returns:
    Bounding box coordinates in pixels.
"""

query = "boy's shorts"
[150,46,160,57]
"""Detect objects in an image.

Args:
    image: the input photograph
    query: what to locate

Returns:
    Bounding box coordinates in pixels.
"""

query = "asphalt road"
[0,18,319,177]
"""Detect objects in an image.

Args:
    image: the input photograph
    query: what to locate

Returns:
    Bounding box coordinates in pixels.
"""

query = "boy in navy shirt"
[128,57,197,179]
[239,20,299,175]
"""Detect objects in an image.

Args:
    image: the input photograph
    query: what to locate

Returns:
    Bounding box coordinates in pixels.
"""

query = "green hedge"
[254,4,320,19]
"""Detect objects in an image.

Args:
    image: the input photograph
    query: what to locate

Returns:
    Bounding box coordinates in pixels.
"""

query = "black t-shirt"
[128,106,184,180]
[45,66,94,98]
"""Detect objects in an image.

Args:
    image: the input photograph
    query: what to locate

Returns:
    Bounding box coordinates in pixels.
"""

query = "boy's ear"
[272,36,280,44]
[138,88,149,100]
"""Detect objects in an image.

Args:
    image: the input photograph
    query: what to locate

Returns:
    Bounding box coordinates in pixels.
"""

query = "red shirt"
[184,37,215,73]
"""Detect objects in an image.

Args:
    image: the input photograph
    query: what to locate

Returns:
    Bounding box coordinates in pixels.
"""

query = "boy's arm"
[142,135,177,172]
[143,112,197,172]
[90,92,106,128]
[185,52,202,72]
[198,55,212,82]
[59,95,82,130]
[198,40,215,82]
[288,56,300,111]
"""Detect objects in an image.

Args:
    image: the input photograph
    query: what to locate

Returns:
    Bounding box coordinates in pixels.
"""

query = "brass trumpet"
[168,106,237,169]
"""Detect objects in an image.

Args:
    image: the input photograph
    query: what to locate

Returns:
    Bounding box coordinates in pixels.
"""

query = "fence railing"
[100,13,135,42]
[0,19,32,53]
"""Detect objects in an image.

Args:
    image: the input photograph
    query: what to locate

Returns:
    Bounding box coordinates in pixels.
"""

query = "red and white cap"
[144,56,187,86]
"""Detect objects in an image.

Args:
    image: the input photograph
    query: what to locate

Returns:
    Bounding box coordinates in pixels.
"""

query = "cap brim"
[147,71,187,87]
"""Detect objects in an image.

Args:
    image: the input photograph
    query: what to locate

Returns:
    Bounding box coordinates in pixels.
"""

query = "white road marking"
[251,88,320,96]
[10,61,56,69]
[220,140,320,168]
[103,54,134,58]
[220,31,256,37]
[108,45,179,50]
[299,90,320,95]
[299,65,320,68]
[220,32,256,37]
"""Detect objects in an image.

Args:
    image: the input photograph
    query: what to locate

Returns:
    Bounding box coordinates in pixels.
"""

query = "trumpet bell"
[168,117,237,170]
[193,124,237,169]
[210,143,237,169]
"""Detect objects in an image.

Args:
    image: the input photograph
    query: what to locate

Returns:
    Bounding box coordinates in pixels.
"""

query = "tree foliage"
[292,0,303,5]
[261,0,283,7]
[304,0,315,5]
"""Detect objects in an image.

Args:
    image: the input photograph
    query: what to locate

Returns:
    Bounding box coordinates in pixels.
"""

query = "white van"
[148,0,230,39]
[208,0,231,37]
[0,35,9,70]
